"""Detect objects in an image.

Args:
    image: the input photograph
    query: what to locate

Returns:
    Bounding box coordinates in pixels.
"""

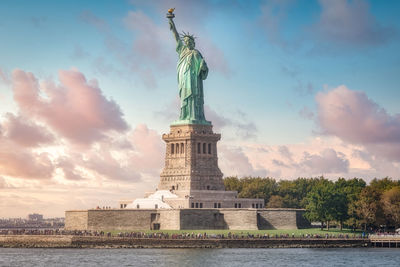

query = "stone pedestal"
[158,124,224,193]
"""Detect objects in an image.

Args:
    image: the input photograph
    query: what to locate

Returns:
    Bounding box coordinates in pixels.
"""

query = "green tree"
[370,177,399,192]
[224,176,242,192]
[304,179,336,230]
[277,177,322,208]
[331,184,349,231]
[335,178,366,230]
[356,186,384,231]
[381,186,400,229]
[266,195,285,208]
[238,177,277,205]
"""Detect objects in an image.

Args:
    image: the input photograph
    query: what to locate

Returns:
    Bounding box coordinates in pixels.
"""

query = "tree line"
[224,176,400,231]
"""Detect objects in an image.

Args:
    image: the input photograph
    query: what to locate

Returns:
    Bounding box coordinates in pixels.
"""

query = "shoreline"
[0,235,371,248]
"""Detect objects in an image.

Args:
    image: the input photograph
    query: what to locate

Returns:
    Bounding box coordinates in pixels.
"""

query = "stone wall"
[222,209,258,230]
[65,211,88,230]
[296,210,311,229]
[65,208,310,230]
[257,209,309,229]
[86,209,155,231]
[179,209,227,230]
[159,210,180,230]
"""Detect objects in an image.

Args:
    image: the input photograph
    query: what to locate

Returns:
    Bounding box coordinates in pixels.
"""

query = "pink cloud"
[0,176,9,188]
[129,124,164,175]
[81,150,140,182]
[12,69,128,144]
[2,113,54,147]
[316,85,400,150]
[315,85,400,163]
[55,124,163,182]
[219,145,267,177]
[56,158,84,181]
[0,140,54,179]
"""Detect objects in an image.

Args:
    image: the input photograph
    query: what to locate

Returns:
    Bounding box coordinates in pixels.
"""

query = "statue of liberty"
[168,11,210,125]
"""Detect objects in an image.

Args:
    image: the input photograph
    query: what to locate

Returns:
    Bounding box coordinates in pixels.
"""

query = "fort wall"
[65,208,309,231]
[65,211,88,230]
[179,209,227,230]
[87,209,155,231]
[222,209,258,230]
[159,210,180,230]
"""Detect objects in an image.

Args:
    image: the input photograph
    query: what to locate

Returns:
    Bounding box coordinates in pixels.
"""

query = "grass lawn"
[106,228,362,237]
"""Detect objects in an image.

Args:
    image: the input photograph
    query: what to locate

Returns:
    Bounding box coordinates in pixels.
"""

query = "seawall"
[0,235,370,248]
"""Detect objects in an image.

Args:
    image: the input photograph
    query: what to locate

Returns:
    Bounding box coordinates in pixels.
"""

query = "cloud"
[278,145,293,161]
[239,136,387,180]
[316,85,400,161]
[219,145,267,177]
[1,68,166,185]
[0,140,55,180]
[352,149,400,179]
[272,159,290,168]
[155,100,258,139]
[128,124,164,176]
[205,106,258,139]
[2,113,54,147]
[300,148,349,174]
[312,0,395,47]
[12,69,128,145]
[80,151,140,182]
[0,176,9,188]
[58,124,163,182]
[56,158,84,181]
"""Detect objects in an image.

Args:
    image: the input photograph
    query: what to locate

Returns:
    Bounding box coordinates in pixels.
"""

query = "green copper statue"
[167,10,210,125]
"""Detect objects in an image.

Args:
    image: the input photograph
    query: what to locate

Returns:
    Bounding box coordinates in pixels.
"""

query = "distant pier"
[369,235,400,248]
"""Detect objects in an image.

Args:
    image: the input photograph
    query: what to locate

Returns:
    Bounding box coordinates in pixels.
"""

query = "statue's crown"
[180,31,196,40]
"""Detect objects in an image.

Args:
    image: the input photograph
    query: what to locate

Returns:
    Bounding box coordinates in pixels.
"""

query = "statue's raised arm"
[169,18,181,45]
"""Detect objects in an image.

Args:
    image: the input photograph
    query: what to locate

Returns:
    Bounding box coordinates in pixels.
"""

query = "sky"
[0,0,399,217]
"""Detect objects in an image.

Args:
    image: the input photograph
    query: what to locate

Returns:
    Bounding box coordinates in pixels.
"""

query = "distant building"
[28,213,43,221]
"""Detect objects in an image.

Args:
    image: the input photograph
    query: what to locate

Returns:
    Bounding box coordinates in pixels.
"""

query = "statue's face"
[184,37,195,50]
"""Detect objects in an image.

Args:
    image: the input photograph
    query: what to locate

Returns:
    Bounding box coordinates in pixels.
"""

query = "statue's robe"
[176,40,208,122]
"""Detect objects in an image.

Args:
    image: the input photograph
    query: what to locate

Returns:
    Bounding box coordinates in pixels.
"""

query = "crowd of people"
[0,229,368,239]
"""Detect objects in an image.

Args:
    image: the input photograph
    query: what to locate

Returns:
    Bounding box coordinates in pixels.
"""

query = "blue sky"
[0,0,399,217]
